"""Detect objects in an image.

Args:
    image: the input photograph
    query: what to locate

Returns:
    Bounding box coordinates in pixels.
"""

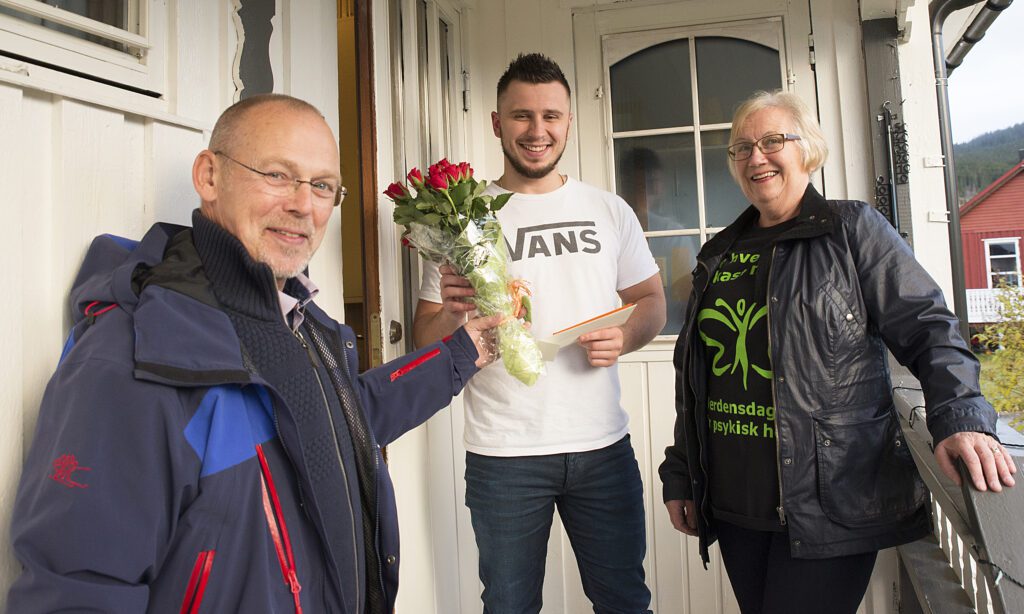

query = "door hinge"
[462,70,471,112]
[808,34,816,66]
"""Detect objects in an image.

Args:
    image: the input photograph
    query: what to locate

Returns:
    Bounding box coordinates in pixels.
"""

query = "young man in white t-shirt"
[413,53,666,614]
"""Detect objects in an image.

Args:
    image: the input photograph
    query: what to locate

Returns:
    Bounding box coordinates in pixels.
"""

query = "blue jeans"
[465,435,652,614]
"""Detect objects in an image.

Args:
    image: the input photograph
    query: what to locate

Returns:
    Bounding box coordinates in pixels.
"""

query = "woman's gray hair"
[728,90,828,182]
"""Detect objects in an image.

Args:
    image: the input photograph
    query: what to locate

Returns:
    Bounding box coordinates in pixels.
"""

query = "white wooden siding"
[0,1,342,607]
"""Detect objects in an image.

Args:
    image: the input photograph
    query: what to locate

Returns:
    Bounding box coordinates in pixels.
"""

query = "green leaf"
[471,180,488,198]
[450,181,472,206]
[491,192,513,212]
[420,213,443,225]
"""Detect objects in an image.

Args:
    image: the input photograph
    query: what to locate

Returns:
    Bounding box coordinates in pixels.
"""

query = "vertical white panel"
[283,0,340,138]
[55,100,143,276]
[148,121,207,227]
[170,0,223,121]
[858,548,897,614]
[898,0,956,299]
[0,82,28,606]
[388,423,439,614]
[809,0,873,201]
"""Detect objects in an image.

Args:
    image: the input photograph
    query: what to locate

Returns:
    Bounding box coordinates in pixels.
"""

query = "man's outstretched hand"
[463,314,505,368]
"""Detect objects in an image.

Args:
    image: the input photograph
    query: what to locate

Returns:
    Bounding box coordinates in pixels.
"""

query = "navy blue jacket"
[8,219,479,613]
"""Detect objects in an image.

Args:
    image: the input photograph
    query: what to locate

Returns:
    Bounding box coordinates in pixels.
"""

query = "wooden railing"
[891,361,1024,614]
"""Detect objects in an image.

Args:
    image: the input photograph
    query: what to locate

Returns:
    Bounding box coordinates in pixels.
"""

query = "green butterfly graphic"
[698,298,772,390]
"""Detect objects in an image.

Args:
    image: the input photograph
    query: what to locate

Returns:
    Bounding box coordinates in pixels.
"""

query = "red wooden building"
[960,153,1024,324]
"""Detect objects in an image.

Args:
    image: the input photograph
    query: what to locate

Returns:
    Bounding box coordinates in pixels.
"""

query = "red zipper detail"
[83,301,118,317]
[179,550,215,614]
[390,348,441,382]
[256,444,303,614]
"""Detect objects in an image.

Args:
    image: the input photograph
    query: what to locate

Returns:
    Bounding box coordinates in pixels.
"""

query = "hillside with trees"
[954,122,1024,203]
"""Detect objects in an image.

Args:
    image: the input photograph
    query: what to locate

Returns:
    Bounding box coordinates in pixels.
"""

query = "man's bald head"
[209,94,325,154]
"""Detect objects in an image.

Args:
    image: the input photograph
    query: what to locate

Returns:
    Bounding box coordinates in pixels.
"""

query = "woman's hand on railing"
[934,431,1018,492]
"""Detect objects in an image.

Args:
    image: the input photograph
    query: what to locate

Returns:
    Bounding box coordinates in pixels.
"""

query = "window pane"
[695,37,782,125]
[615,133,698,231]
[610,39,693,132]
[650,234,702,335]
[991,258,1018,273]
[702,129,749,227]
[992,273,1020,288]
[0,0,137,53]
[988,242,1017,257]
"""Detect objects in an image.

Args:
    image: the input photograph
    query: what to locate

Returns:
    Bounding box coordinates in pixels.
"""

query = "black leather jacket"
[659,185,997,564]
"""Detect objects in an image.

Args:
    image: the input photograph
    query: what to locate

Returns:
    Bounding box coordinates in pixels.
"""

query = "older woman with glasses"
[658,90,1015,614]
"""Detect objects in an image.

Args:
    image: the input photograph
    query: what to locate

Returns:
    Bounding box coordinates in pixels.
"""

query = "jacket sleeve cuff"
[661,479,692,504]
[444,327,480,392]
[928,403,999,446]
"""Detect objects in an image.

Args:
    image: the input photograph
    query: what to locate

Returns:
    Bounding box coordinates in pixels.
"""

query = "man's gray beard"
[502,141,564,180]
[257,248,311,284]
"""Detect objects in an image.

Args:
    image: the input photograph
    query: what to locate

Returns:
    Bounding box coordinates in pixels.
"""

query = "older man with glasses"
[7,93,502,614]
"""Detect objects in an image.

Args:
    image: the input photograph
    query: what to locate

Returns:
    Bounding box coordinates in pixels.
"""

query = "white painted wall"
[0,0,341,606]
[898,0,957,300]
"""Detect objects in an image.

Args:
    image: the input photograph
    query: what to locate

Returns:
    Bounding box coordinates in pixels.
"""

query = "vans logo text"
[507,222,601,261]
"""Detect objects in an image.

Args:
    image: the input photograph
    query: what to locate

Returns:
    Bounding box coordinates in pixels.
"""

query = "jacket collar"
[699,183,834,262]
[191,210,282,323]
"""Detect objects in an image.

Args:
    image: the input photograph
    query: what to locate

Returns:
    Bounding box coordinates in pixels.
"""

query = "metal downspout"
[928,0,988,340]
[946,0,1015,74]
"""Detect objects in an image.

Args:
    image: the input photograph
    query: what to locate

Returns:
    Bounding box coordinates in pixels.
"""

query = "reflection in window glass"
[610,39,693,132]
[702,130,750,226]
[615,133,698,231]
[695,37,782,125]
[989,242,1015,257]
[0,0,137,53]
[650,234,702,335]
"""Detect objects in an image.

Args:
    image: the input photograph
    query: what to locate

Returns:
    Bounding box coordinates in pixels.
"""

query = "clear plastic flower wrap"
[386,159,544,386]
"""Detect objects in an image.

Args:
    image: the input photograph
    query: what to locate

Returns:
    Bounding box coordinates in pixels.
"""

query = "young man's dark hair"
[496,52,571,100]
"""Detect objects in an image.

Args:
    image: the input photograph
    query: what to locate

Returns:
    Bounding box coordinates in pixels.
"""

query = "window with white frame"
[985,238,1021,288]
[0,0,164,94]
[604,19,788,334]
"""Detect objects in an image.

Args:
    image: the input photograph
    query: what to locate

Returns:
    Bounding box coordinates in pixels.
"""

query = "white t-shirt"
[419,177,659,456]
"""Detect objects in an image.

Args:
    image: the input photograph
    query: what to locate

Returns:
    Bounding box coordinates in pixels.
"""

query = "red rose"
[407,168,424,188]
[428,171,449,190]
[384,182,409,200]
[445,165,460,182]
[459,162,473,180]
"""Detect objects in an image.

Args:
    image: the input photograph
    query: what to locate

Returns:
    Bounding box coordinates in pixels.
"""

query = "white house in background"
[0,0,1000,612]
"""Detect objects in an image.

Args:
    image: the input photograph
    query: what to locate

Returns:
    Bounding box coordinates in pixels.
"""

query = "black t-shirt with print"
[700,218,796,532]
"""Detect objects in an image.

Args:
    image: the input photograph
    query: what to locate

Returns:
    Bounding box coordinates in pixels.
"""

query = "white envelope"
[535,304,637,362]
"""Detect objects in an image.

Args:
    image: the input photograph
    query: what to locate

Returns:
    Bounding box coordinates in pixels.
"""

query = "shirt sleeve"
[418,258,443,304]
[614,196,661,291]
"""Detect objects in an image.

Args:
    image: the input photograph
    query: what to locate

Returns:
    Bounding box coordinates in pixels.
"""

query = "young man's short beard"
[502,142,564,180]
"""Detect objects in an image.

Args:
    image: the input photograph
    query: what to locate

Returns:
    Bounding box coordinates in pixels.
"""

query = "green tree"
[975,283,1024,433]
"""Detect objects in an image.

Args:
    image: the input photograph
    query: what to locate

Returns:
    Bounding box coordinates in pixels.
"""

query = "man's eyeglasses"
[727,133,801,161]
[214,151,347,207]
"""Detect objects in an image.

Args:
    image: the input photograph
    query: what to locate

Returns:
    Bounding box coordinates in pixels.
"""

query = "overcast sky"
[948,3,1024,144]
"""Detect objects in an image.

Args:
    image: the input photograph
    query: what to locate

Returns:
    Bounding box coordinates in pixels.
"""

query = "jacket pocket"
[813,408,926,528]
[179,549,216,614]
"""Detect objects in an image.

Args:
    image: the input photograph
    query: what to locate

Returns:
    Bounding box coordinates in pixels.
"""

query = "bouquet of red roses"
[385,159,543,386]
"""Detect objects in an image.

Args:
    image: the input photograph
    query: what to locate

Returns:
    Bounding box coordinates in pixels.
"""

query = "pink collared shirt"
[278,273,319,332]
